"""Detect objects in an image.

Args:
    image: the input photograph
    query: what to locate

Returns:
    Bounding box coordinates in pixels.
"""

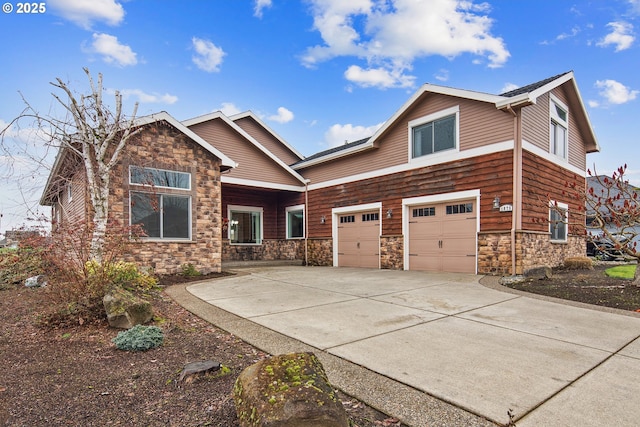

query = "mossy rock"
[234,352,348,427]
[103,287,153,329]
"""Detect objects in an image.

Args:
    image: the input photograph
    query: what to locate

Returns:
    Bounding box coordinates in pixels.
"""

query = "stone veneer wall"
[306,238,333,266]
[380,235,403,270]
[113,123,223,275]
[222,239,304,262]
[478,231,586,275]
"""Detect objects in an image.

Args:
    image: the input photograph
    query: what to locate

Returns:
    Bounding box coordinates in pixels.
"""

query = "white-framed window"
[549,201,568,242]
[130,192,192,239]
[129,166,192,240]
[67,182,72,203]
[129,166,191,190]
[286,204,304,239]
[409,106,459,160]
[549,94,568,160]
[228,205,263,244]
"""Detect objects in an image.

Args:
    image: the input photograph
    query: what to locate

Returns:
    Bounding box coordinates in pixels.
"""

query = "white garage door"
[337,210,380,268]
[408,200,477,273]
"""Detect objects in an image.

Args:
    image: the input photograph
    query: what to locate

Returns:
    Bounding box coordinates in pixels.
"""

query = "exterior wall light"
[492,196,501,210]
[320,215,326,224]
[386,209,393,218]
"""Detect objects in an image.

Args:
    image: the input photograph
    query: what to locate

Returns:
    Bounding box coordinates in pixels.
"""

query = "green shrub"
[181,263,202,277]
[86,260,158,292]
[112,324,164,351]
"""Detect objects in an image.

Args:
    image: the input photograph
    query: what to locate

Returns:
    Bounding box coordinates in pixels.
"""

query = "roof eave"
[292,141,374,170]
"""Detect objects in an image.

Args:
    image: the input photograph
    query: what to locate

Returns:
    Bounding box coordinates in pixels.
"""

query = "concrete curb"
[164,282,497,427]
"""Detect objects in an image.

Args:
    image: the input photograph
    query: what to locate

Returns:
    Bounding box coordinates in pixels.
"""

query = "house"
[41,71,599,275]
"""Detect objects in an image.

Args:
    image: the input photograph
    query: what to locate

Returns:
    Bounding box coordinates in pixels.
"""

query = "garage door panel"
[408,200,476,274]
[337,210,380,268]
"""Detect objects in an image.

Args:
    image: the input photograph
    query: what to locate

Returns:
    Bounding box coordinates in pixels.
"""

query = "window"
[410,107,458,159]
[549,201,568,242]
[129,166,192,240]
[130,166,190,190]
[131,192,191,239]
[362,212,379,222]
[446,203,473,215]
[286,205,304,239]
[229,206,263,244]
[67,183,72,203]
[550,95,568,160]
[340,215,355,223]
[413,207,436,217]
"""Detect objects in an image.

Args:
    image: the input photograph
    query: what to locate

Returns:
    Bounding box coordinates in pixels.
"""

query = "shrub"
[112,324,164,351]
[564,257,593,270]
[0,245,48,289]
[86,260,158,292]
[181,263,201,277]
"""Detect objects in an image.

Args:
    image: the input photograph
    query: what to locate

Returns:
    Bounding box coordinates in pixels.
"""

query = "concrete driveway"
[178,266,640,426]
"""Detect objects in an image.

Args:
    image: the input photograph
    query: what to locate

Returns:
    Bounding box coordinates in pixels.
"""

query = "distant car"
[586,234,630,260]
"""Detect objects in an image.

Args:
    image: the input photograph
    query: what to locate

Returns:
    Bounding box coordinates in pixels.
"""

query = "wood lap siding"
[521,150,586,234]
[300,93,514,184]
[233,116,302,165]
[188,120,302,187]
[307,151,514,238]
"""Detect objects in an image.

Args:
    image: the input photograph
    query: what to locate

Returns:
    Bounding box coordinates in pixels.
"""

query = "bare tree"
[1,68,140,263]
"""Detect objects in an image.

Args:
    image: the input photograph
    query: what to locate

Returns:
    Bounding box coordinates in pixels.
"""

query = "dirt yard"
[0,273,405,427]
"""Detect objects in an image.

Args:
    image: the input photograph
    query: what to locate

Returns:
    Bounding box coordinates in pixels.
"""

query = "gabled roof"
[183,111,308,185]
[40,111,237,206]
[293,71,599,169]
[228,111,305,161]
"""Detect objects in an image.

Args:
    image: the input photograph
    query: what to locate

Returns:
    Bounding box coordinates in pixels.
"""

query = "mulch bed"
[0,273,404,427]
[503,263,640,312]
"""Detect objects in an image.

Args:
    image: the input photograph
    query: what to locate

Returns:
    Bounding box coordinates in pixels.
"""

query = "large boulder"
[234,352,348,427]
[103,287,153,329]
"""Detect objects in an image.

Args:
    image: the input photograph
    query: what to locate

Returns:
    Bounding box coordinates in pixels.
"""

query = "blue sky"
[1,0,639,234]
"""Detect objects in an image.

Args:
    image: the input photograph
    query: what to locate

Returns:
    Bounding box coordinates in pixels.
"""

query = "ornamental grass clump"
[112,324,164,352]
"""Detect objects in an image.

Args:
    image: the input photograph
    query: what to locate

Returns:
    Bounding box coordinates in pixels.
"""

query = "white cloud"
[594,80,638,105]
[500,82,519,94]
[90,33,137,66]
[49,0,125,29]
[588,100,600,108]
[118,89,178,105]
[192,37,226,72]
[268,107,294,124]
[344,65,414,88]
[220,102,242,116]
[434,69,449,82]
[597,21,635,51]
[254,0,272,18]
[324,122,384,148]
[302,0,509,89]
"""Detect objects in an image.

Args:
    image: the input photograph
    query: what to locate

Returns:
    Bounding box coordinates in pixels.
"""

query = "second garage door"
[337,210,380,268]
[408,200,477,273]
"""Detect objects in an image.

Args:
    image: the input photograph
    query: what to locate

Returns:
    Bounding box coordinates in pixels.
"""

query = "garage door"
[408,200,476,273]
[337,210,380,268]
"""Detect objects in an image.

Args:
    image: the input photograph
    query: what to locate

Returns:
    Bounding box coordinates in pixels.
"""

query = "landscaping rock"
[103,287,153,329]
[524,266,552,279]
[24,275,46,288]
[234,352,348,427]
[178,360,221,383]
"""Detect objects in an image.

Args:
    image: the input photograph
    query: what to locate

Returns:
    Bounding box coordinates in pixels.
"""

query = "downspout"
[507,105,523,276]
[304,179,310,266]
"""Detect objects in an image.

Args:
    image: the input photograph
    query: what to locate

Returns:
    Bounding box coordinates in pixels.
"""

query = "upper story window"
[130,166,191,190]
[549,94,568,160]
[409,106,459,160]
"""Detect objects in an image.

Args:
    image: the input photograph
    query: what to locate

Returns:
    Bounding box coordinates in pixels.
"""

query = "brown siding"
[188,119,303,187]
[222,184,304,240]
[521,150,586,235]
[300,93,514,184]
[233,116,302,165]
[307,150,514,238]
[522,85,588,171]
